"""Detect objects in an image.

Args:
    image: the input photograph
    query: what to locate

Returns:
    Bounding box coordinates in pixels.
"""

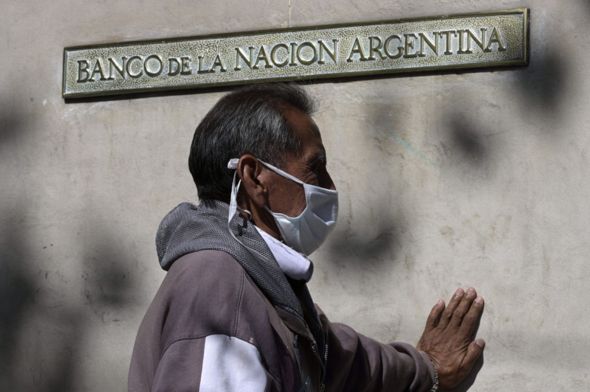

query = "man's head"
[189,83,317,203]
[189,83,335,244]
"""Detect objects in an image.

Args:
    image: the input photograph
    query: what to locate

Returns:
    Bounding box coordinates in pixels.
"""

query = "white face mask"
[227,158,338,255]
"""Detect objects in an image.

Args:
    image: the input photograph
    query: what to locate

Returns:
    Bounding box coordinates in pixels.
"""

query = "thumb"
[461,339,485,372]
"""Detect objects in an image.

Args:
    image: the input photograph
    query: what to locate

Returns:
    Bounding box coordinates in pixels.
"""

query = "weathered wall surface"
[1,0,589,390]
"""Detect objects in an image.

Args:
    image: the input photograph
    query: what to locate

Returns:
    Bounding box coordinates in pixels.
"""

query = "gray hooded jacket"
[128,201,436,391]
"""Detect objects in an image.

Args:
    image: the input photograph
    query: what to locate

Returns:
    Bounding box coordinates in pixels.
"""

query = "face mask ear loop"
[228,172,255,238]
[228,170,242,238]
[258,160,305,186]
[226,158,279,261]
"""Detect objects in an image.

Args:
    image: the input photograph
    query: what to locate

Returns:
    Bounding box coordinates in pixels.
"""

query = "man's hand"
[416,288,485,391]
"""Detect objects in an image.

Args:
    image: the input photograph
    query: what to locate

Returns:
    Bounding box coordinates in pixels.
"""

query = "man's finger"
[439,288,464,328]
[450,287,477,327]
[460,296,485,337]
[425,299,445,329]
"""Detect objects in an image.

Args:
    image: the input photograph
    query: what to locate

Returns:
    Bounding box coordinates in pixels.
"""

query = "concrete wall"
[1,0,589,390]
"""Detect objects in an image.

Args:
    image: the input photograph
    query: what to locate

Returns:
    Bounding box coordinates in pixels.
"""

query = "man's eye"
[312,166,331,185]
[309,159,326,172]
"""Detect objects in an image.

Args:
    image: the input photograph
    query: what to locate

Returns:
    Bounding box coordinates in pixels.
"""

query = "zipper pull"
[310,342,318,354]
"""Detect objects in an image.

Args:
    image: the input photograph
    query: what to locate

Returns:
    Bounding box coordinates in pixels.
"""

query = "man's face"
[262,106,335,218]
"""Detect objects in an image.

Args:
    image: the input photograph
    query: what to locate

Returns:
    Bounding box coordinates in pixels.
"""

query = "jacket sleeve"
[319,312,436,392]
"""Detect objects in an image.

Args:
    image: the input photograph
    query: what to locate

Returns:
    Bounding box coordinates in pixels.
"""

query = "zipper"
[296,336,330,392]
[319,341,328,392]
[293,335,313,392]
[310,339,329,391]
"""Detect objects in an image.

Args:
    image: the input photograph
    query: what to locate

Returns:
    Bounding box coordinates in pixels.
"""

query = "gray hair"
[188,83,316,202]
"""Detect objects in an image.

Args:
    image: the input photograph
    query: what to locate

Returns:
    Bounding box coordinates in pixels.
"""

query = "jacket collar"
[156,200,304,318]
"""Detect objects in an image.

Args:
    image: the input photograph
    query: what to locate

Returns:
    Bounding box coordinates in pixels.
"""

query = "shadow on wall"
[327,221,404,268]
[0,205,84,392]
[439,111,500,180]
[0,211,138,390]
[0,206,36,390]
[515,49,568,125]
[0,97,27,145]
[0,86,142,389]
[0,97,36,389]
[447,114,492,166]
[322,42,570,268]
[325,102,406,269]
[82,218,139,323]
[323,97,499,268]
[443,43,570,174]
[584,0,590,21]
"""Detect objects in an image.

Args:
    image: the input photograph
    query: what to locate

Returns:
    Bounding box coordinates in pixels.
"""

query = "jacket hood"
[155,200,305,316]
[156,201,230,270]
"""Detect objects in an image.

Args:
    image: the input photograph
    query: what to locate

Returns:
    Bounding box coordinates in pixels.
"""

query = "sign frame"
[62,8,529,99]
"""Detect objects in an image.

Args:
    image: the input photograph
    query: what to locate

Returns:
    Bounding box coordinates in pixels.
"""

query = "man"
[128,83,485,391]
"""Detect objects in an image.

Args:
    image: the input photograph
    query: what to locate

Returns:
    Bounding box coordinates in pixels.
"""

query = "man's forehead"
[282,106,321,138]
[297,123,325,158]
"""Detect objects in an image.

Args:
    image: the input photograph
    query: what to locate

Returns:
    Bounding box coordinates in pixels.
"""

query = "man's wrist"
[429,363,439,392]
[419,351,439,392]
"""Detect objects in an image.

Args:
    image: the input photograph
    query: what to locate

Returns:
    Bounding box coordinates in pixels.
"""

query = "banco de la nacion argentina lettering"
[63,9,527,98]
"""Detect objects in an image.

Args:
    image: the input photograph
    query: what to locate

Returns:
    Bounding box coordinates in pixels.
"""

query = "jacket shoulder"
[157,250,282,345]
[165,249,245,292]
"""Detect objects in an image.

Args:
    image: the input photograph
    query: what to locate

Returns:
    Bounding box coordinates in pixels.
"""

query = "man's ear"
[236,154,267,208]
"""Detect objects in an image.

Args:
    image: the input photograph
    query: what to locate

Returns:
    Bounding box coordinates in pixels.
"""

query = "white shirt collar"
[255,226,313,282]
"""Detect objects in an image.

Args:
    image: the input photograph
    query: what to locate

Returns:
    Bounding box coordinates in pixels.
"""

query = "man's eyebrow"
[307,150,327,166]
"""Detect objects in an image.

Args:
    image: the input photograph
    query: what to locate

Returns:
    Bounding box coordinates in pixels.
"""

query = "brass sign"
[62,8,528,99]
